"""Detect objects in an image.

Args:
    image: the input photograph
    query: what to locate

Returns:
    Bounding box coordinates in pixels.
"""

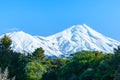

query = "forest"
[0,35,120,80]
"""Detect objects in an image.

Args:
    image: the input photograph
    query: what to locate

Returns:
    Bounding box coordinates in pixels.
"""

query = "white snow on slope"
[0,24,120,57]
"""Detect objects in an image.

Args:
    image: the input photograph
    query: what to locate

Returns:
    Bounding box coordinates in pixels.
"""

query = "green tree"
[0,35,21,80]
[0,35,12,70]
[32,47,45,61]
[15,53,35,80]
[79,68,94,80]
[113,46,120,80]
[42,58,67,80]
[95,60,113,80]
[25,61,46,80]
[58,51,106,80]
[114,65,120,80]
[0,35,12,52]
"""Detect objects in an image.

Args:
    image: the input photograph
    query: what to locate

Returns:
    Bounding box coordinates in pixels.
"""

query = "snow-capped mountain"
[1,24,120,57]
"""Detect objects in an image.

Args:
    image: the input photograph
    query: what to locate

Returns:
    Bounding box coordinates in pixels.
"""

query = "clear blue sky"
[0,0,120,41]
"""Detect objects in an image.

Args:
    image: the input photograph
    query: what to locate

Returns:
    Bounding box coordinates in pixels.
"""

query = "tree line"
[0,35,120,80]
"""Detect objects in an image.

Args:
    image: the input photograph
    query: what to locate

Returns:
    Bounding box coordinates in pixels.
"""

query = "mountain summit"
[1,24,120,57]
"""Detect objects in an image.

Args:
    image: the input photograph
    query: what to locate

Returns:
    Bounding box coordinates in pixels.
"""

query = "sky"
[0,0,120,41]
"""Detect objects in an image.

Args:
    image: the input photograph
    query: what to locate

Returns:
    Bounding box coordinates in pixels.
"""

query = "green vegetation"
[25,61,46,80]
[0,35,120,80]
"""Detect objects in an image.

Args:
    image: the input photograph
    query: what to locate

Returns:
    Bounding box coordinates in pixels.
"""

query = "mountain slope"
[1,24,120,57]
[46,24,119,57]
[4,31,62,57]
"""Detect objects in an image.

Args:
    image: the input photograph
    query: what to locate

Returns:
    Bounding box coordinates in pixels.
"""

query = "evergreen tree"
[0,35,12,70]
[113,46,120,80]
[0,35,12,52]
[32,47,45,61]
[0,35,20,79]
[114,65,120,80]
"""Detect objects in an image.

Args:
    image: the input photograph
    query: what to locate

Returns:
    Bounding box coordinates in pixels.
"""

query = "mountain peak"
[71,24,87,28]
[8,31,28,35]
[69,24,96,34]
[50,24,101,40]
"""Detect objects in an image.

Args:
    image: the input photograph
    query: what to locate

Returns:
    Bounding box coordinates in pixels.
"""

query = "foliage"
[42,58,67,80]
[24,61,46,80]
[0,35,12,51]
[79,68,94,80]
[0,35,20,80]
[58,51,114,80]
[113,46,120,80]
[32,47,45,61]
